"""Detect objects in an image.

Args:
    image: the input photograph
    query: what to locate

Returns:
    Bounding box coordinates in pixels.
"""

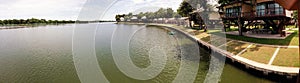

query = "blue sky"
[0,0,217,21]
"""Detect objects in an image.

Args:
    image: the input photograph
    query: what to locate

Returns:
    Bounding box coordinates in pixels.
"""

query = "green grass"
[240,45,276,64]
[272,48,299,67]
[220,41,250,55]
[226,27,239,32]
[286,25,297,29]
[209,38,231,47]
[225,31,299,46]
[201,36,211,42]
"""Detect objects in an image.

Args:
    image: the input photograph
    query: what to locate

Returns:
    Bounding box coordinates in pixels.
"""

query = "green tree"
[156,8,167,18]
[48,20,53,23]
[12,19,19,24]
[40,19,47,23]
[115,15,121,22]
[145,12,156,22]
[123,13,133,22]
[128,13,133,19]
[137,12,144,19]
[166,8,174,18]
[177,0,212,31]
[218,0,233,5]
[174,13,181,18]
[177,1,194,17]
[293,11,298,27]
[20,19,26,24]
[293,11,298,20]
[0,20,3,25]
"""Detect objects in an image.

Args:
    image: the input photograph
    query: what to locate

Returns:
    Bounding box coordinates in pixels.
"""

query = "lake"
[0,23,275,82]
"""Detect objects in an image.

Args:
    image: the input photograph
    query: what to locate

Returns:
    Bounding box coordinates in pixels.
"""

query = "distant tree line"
[99,20,115,22]
[76,20,116,23]
[116,8,181,22]
[0,18,75,25]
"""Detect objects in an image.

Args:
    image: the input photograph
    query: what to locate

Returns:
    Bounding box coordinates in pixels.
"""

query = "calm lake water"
[0,23,275,82]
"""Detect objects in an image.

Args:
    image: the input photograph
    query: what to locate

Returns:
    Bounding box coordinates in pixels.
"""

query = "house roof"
[274,0,299,10]
[218,0,253,7]
[131,16,137,19]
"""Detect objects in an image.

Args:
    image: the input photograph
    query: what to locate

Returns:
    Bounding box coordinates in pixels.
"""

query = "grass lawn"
[240,45,276,64]
[200,36,211,42]
[225,27,239,32]
[220,41,250,55]
[195,33,210,39]
[272,48,300,67]
[209,39,231,47]
[225,31,299,46]
[200,34,225,42]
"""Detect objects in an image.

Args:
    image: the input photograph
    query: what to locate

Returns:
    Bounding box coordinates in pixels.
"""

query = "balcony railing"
[242,12,255,17]
[221,7,285,19]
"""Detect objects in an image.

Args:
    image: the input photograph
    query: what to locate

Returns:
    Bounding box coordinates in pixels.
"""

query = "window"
[226,7,241,17]
[256,5,265,16]
[256,3,284,16]
[274,3,283,14]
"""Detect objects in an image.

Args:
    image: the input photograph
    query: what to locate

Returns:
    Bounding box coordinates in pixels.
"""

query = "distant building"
[130,16,138,22]
[188,10,222,29]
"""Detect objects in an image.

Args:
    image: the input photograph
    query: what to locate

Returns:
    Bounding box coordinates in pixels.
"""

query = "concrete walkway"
[225,31,293,39]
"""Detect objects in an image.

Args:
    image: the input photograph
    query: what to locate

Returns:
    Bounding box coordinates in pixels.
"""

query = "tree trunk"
[278,20,286,36]
[189,20,192,28]
[238,17,243,36]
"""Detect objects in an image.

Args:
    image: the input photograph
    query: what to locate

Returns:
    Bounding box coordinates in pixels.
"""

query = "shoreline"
[0,22,117,30]
[0,23,75,30]
[0,22,106,30]
[148,24,299,76]
[118,22,299,80]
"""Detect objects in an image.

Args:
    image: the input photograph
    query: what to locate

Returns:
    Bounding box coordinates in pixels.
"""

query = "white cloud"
[132,0,144,4]
[0,0,86,20]
[0,0,218,21]
[100,0,183,20]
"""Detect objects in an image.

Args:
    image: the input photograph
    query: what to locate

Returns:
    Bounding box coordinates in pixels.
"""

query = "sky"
[0,0,86,20]
[0,0,218,21]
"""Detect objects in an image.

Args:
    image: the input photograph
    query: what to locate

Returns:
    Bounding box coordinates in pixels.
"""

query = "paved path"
[225,31,292,39]
[233,55,299,74]
[268,47,280,65]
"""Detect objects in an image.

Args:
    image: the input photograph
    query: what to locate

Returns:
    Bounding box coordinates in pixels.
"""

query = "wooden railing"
[242,12,255,17]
